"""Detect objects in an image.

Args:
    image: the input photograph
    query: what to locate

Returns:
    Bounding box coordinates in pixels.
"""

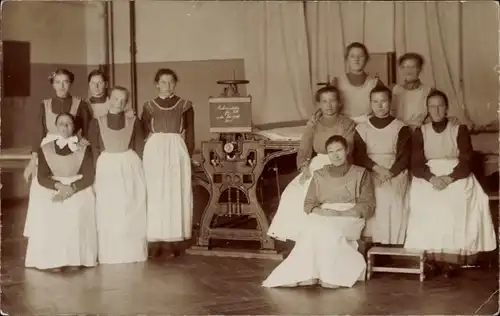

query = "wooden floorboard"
[1,199,498,315]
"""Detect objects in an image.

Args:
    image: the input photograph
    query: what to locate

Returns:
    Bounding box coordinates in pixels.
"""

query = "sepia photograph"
[0,0,498,314]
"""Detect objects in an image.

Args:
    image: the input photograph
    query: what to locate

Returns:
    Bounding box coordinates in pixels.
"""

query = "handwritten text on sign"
[209,97,252,132]
[216,104,241,123]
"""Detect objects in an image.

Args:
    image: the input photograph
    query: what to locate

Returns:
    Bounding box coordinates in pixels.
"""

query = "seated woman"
[354,85,411,246]
[267,86,356,242]
[25,112,97,272]
[404,89,496,278]
[263,135,375,288]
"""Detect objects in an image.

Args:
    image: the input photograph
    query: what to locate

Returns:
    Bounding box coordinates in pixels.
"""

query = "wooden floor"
[1,199,498,315]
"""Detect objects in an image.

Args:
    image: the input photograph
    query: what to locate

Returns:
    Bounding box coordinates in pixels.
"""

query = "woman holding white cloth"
[404,89,496,278]
[263,135,375,288]
[267,86,356,243]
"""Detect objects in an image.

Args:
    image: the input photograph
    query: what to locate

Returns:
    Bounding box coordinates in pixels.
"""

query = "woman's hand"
[311,208,338,216]
[373,165,392,183]
[436,175,453,189]
[307,109,323,127]
[430,176,447,191]
[125,109,136,118]
[448,116,460,125]
[299,165,312,185]
[53,183,75,202]
[23,158,36,182]
[78,137,90,147]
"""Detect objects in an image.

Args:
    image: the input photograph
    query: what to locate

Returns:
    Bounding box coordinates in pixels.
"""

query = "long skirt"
[364,170,410,245]
[404,159,497,264]
[25,175,98,270]
[143,133,193,242]
[95,150,147,264]
[267,154,330,242]
[24,133,59,238]
[263,203,366,288]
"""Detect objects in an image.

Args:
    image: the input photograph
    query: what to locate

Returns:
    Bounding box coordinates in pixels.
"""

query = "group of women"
[22,68,194,272]
[264,42,496,288]
[20,42,496,289]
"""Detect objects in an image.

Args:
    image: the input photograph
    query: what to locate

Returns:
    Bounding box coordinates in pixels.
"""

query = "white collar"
[55,135,79,152]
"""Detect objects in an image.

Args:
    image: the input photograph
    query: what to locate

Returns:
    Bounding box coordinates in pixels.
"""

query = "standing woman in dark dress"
[23,68,92,239]
[141,68,195,259]
[87,69,110,118]
[25,112,97,272]
[89,86,147,264]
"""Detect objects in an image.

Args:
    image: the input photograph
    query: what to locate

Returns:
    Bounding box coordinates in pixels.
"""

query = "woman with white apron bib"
[23,69,92,238]
[89,86,147,264]
[263,136,375,288]
[353,86,412,245]
[405,89,496,278]
[391,53,432,130]
[25,112,97,272]
[141,68,195,259]
[267,86,356,242]
[335,42,381,124]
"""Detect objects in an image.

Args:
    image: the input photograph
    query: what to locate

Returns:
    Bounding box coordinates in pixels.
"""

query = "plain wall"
[1,1,89,199]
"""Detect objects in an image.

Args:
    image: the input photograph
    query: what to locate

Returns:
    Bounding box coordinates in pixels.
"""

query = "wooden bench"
[367,247,426,282]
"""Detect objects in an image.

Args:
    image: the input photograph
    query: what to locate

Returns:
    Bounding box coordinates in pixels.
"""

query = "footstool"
[367,247,426,282]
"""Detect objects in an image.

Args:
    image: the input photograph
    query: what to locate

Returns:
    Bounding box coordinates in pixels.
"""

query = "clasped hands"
[429,175,453,191]
[306,206,362,218]
[373,165,392,186]
[52,182,75,202]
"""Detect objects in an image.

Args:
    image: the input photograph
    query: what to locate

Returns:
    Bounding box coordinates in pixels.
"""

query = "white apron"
[143,133,193,241]
[25,175,98,270]
[405,159,497,255]
[24,133,59,237]
[95,150,147,264]
[263,203,366,288]
[392,84,431,129]
[356,119,410,244]
[267,154,331,242]
[337,74,378,119]
[24,97,81,238]
[90,99,109,118]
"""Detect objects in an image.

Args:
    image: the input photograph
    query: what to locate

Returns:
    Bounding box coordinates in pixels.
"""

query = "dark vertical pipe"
[129,0,138,112]
[109,1,116,87]
[103,2,110,83]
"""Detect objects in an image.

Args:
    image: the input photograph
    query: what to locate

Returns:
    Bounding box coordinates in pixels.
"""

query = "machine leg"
[197,199,216,248]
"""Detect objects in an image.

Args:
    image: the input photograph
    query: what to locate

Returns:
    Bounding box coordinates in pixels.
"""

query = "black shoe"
[443,264,459,278]
[425,262,440,277]
[148,242,162,259]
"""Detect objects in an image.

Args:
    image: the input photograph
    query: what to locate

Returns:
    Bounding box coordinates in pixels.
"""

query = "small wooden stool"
[367,247,426,282]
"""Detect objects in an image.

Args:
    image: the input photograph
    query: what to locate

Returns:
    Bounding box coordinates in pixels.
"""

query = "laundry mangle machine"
[188,79,299,259]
